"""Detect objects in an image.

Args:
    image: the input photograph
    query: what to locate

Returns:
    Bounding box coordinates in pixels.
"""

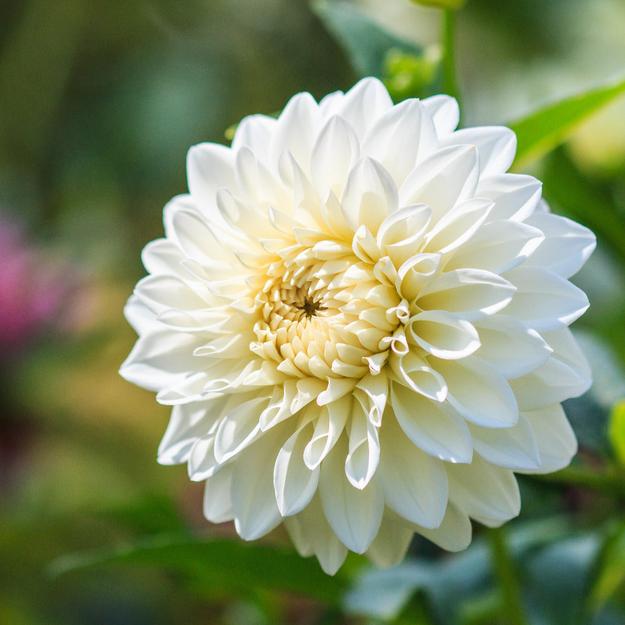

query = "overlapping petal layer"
[121,78,595,574]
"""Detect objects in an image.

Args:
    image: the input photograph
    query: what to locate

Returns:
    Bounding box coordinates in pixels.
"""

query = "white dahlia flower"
[121,78,596,574]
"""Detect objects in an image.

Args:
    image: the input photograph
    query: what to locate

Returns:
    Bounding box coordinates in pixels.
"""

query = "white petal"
[376,204,432,266]
[187,143,237,208]
[158,400,223,465]
[188,433,220,481]
[141,238,186,277]
[476,173,542,222]
[362,99,433,184]
[521,405,577,473]
[417,268,516,321]
[510,352,591,410]
[366,516,414,568]
[319,437,384,553]
[274,420,319,516]
[231,428,284,540]
[422,95,460,137]
[433,357,519,428]
[447,455,520,527]
[470,413,540,471]
[134,274,209,316]
[524,212,596,278]
[392,383,473,463]
[503,266,589,331]
[336,77,393,138]
[446,219,544,274]
[414,503,472,552]
[311,115,360,199]
[123,294,160,334]
[232,114,277,160]
[341,157,398,233]
[345,400,381,489]
[213,395,268,463]
[474,315,552,379]
[167,201,239,266]
[543,327,592,383]
[120,329,200,392]
[390,351,448,402]
[408,310,481,360]
[424,198,493,255]
[400,145,479,221]
[303,398,349,469]
[203,465,234,523]
[441,126,516,176]
[285,496,348,575]
[319,89,344,117]
[380,415,448,527]
[270,92,319,171]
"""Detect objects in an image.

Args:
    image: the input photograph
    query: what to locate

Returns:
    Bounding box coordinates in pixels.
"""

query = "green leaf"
[411,0,467,11]
[49,533,346,604]
[542,150,625,267]
[609,401,625,466]
[587,522,625,614]
[311,0,422,78]
[383,48,442,102]
[344,517,571,622]
[510,77,625,168]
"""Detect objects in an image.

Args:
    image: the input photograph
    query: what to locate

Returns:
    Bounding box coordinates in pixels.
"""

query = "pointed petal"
[400,145,479,221]
[274,420,320,516]
[285,496,348,575]
[521,404,577,473]
[417,269,516,321]
[392,383,473,463]
[380,414,448,527]
[470,413,541,471]
[503,266,589,331]
[433,357,519,428]
[441,126,516,176]
[319,437,384,553]
[422,95,459,137]
[203,466,234,523]
[366,516,414,568]
[447,455,520,527]
[524,213,596,278]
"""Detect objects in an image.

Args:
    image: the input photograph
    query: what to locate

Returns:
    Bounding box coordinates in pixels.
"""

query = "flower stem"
[531,465,625,498]
[441,9,460,103]
[489,527,530,625]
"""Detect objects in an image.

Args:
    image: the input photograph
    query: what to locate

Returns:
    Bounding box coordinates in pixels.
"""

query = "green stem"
[489,527,530,625]
[441,9,460,103]
[531,465,625,498]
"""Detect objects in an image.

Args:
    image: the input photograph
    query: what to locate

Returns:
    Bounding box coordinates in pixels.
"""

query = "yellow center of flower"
[249,241,409,381]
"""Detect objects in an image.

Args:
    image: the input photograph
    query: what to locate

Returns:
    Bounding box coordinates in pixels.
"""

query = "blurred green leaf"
[344,517,571,622]
[543,150,625,267]
[311,0,422,78]
[411,0,466,9]
[609,402,625,465]
[587,522,625,615]
[49,534,346,604]
[522,533,601,625]
[383,47,441,101]
[510,77,625,169]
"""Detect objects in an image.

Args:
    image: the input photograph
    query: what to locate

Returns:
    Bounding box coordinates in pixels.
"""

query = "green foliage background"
[2,1,625,624]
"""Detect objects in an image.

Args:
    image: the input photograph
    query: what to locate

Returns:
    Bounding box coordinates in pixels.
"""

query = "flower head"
[121,78,595,573]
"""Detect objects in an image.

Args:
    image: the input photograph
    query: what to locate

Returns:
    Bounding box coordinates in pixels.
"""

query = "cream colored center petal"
[249,243,406,380]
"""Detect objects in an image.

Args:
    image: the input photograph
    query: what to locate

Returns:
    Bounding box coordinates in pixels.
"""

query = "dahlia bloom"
[121,78,595,574]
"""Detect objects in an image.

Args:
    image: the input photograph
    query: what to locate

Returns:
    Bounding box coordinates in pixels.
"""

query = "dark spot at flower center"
[296,297,327,319]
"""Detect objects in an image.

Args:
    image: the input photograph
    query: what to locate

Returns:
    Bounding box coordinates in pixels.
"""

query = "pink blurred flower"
[0,218,83,357]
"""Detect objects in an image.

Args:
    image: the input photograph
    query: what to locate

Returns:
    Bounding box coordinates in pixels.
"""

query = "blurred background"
[1,1,625,624]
